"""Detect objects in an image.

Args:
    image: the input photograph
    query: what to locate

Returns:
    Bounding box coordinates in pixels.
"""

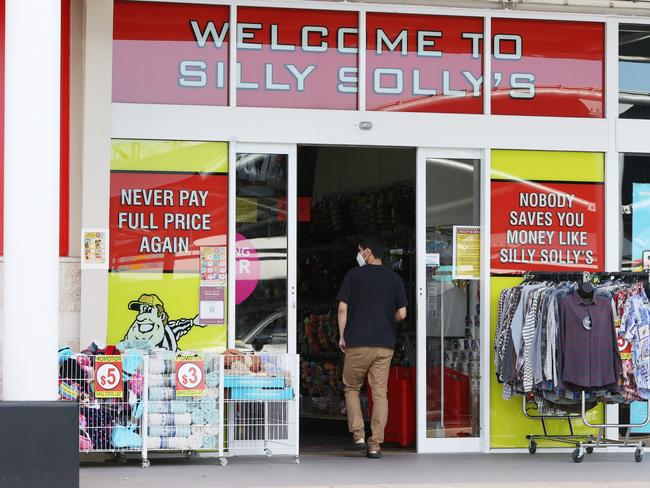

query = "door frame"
[416,147,486,453]
[228,142,298,355]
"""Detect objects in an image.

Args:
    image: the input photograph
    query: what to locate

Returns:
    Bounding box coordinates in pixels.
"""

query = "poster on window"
[81,228,108,270]
[452,226,480,280]
[106,140,228,353]
[490,150,605,274]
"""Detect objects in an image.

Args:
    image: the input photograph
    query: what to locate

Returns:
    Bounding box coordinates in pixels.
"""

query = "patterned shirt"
[621,295,650,400]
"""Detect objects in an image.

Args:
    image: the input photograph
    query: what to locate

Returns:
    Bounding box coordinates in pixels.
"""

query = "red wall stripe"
[0,0,5,255]
[60,0,70,256]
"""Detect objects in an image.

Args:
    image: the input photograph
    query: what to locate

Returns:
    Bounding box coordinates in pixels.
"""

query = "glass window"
[366,13,483,113]
[490,150,605,273]
[426,158,481,438]
[107,140,229,352]
[112,0,229,105]
[236,7,358,110]
[620,153,650,270]
[491,19,604,118]
[235,153,288,352]
[619,24,650,119]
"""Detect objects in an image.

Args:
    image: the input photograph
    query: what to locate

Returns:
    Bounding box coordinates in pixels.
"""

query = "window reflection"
[620,24,650,119]
[235,153,288,353]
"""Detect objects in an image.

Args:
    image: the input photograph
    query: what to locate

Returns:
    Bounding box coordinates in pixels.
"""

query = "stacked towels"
[146,350,221,451]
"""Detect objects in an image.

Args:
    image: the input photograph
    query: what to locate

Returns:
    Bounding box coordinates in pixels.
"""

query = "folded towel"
[148,413,192,426]
[149,401,187,414]
[187,434,202,450]
[148,374,175,388]
[191,409,206,425]
[147,436,190,450]
[149,387,175,401]
[201,434,218,449]
[204,409,219,425]
[206,371,220,388]
[191,424,219,436]
[149,358,173,375]
[149,425,191,438]
[199,396,216,411]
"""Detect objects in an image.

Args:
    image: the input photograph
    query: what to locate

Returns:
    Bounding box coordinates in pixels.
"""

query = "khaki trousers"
[343,346,394,450]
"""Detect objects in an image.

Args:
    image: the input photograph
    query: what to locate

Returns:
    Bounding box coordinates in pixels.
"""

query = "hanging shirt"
[621,295,650,399]
[558,292,622,390]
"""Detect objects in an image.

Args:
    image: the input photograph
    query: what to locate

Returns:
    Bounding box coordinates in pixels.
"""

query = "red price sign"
[94,355,124,398]
[175,355,206,397]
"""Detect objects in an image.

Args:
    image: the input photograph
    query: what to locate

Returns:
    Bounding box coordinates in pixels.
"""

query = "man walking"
[337,235,407,459]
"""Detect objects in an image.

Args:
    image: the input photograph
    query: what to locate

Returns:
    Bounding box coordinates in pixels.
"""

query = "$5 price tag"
[94,355,124,398]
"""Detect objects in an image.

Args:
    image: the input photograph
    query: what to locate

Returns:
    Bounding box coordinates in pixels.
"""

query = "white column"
[3,0,61,400]
[79,0,112,347]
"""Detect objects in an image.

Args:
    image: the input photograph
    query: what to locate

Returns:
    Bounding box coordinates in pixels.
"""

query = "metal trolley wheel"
[264,448,273,458]
[585,447,594,454]
[218,457,228,466]
[528,440,537,455]
[635,448,644,463]
[572,448,585,463]
[294,456,300,465]
[141,459,150,468]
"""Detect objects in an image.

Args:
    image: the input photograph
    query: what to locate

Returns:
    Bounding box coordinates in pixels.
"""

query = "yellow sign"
[107,140,229,353]
[236,197,257,223]
[453,226,480,280]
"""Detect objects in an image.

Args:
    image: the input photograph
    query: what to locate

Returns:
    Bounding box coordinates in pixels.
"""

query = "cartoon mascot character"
[123,294,204,351]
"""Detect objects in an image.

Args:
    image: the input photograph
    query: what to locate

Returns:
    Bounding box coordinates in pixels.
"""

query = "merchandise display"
[144,349,221,451]
[495,273,650,413]
[58,344,299,464]
[58,342,148,452]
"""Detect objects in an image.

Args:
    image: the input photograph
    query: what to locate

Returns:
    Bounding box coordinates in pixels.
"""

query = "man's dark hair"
[359,235,385,260]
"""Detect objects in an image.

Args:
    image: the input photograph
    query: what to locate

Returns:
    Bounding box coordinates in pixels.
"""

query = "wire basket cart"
[524,394,650,463]
[220,353,300,465]
[144,351,223,465]
[58,351,149,466]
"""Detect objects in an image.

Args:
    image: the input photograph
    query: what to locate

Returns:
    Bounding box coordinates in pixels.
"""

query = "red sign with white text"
[109,172,228,272]
[113,0,229,106]
[491,181,604,273]
[366,13,483,113]
[94,356,124,399]
[491,19,604,118]
[236,7,358,110]
[175,355,206,397]
[112,2,605,117]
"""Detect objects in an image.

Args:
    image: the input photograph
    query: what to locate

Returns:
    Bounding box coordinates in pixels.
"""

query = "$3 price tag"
[175,355,206,397]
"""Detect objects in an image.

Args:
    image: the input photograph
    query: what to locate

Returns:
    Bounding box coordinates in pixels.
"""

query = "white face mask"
[356,252,366,267]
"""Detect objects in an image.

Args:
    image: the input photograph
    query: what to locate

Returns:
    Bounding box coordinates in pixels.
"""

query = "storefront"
[72,0,650,455]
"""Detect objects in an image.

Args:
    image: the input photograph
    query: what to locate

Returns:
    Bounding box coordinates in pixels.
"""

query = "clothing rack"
[513,271,650,463]
[524,393,650,463]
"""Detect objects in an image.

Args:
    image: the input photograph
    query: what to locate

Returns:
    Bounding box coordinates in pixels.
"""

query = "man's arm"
[395,307,407,322]
[338,301,348,353]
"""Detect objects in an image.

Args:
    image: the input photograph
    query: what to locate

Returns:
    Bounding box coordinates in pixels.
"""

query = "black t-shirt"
[336,264,408,349]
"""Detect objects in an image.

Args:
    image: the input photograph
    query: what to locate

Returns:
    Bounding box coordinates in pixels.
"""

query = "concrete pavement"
[81,450,650,488]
